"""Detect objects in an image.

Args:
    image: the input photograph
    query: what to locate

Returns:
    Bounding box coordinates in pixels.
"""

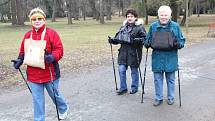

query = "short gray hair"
[158,5,172,16]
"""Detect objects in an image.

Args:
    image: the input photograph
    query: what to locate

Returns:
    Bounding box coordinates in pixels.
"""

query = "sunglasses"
[32,18,43,21]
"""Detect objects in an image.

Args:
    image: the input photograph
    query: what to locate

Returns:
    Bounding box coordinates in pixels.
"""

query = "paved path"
[1,40,215,121]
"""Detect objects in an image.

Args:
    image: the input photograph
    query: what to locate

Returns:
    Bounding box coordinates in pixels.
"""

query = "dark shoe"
[129,90,138,94]
[167,99,174,105]
[153,100,163,107]
[116,89,128,95]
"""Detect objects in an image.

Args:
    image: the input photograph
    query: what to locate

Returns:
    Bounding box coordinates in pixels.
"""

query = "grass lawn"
[0,15,214,88]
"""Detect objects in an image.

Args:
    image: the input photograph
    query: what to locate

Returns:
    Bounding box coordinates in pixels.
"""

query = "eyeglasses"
[32,18,43,21]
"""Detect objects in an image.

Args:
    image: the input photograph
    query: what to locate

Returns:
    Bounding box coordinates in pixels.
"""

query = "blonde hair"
[29,7,46,19]
[158,5,172,16]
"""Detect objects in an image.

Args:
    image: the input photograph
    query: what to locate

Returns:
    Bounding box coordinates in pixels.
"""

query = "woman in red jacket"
[13,8,69,121]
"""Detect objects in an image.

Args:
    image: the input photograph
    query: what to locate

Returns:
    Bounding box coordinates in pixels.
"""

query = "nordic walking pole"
[108,36,118,90]
[141,48,148,103]
[44,49,60,121]
[48,64,60,121]
[18,68,32,93]
[136,49,143,85]
[11,60,32,93]
[178,68,182,107]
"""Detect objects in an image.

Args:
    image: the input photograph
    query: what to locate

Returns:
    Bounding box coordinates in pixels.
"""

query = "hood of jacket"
[123,19,144,26]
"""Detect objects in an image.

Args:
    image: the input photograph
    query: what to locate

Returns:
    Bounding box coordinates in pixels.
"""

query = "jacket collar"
[157,20,171,29]
[32,24,46,34]
[123,19,144,26]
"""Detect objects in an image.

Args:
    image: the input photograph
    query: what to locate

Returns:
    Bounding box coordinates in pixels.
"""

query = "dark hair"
[125,9,138,18]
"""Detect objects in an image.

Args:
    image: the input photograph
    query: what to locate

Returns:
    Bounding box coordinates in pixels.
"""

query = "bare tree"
[10,0,17,25]
[80,0,87,21]
[118,0,120,16]
[170,0,179,22]
[120,0,124,16]
[66,0,72,24]
[16,0,24,25]
[0,0,11,22]
[0,0,11,6]
[196,2,200,17]
[142,0,148,25]
[181,0,191,26]
[51,0,57,22]
[89,0,96,19]
[106,0,111,20]
[71,0,79,20]
[99,0,105,24]
[9,0,24,26]
[32,0,39,7]
[56,0,65,17]
[95,0,100,20]
[88,0,100,20]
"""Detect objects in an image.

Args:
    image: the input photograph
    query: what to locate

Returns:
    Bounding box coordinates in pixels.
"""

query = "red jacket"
[19,25,64,83]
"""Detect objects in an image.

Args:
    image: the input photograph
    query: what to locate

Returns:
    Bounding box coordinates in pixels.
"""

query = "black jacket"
[112,19,147,68]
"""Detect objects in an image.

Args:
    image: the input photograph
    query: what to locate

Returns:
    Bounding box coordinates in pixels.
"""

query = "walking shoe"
[167,99,174,105]
[129,90,138,94]
[59,107,69,120]
[116,89,128,95]
[153,100,163,107]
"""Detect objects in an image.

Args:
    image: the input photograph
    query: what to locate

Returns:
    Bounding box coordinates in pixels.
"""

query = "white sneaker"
[59,107,69,120]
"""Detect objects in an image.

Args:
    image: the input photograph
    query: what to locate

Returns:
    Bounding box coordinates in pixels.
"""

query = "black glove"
[174,41,181,49]
[44,54,55,64]
[144,42,151,48]
[12,59,23,69]
[132,38,143,44]
[108,37,114,44]
[108,36,119,44]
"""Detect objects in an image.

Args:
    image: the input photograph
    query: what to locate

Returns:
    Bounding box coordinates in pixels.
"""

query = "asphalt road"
[0,39,215,121]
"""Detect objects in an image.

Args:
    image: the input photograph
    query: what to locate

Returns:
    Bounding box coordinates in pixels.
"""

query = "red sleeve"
[19,38,25,56]
[50,30,64,61]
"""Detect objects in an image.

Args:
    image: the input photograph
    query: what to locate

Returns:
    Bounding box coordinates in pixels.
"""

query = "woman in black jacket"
[109,9,147,95]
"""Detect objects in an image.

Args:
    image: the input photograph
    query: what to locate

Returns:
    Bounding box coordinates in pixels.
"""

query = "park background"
[0,0,214,90]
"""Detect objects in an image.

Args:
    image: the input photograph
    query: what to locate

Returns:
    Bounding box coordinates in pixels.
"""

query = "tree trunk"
[0,0,11,6]
[82,1,86,21]
[96,12,100,21]
[51,0,57,22]
[118,0,120,17]
[188,0,193,16]
[197,2,200,17]
[23,0,28,21]
[16,0,24,25]
[56,0,64,17]
[99,0,105,24]
[32,0,38,7]
[181,9,186,26]
[66,0,72,24]
[170,0,178,22]
[143,0,148,25]
[106,0,111,20]
[95,0,100,21]
[89,0,97,19]
[1,14,6,23]
[181,0,191,26]
[121,0,124,16]
[71,0,79,20]
[11,0,17,25]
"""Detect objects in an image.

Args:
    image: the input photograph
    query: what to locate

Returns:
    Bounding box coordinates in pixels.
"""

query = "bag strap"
[41,27,46,40]
[156,21,178,38]
[156,21,172,32]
